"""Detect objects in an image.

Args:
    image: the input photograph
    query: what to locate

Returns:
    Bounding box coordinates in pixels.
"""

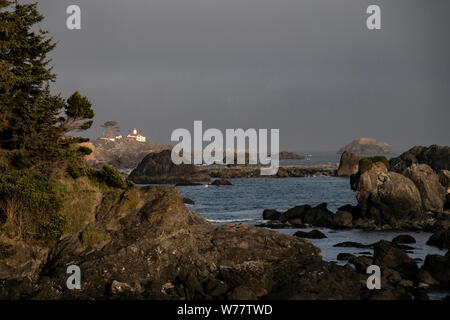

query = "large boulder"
[422,253,450,287]
[373,241,419,281]
[439,170,450,189]
[279,205,311,223]
[128,150,210,184]
[439,170,450,210]
[390,145,450,173]
[355,162,423,225]
[426,230,450,249]
[331,210,353,229]
[337,151,360,177]
[403,164,446,212]
[262,209,281,221]
[300,203,334,228]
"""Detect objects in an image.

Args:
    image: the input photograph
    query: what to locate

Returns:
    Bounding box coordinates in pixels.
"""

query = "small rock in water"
[183,197,195,205]
[294,229,327,239]
[211,179,233,186]
[262,209,281,221]
[333,241,373,249]
[426,229,450,249]
[176,182,202,186]
[392,234,416,244]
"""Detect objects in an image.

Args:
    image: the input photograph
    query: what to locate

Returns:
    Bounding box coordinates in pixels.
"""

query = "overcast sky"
[34,0,449,152]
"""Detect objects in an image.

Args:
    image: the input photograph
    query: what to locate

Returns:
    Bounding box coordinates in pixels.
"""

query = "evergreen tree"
[0,1,93,158]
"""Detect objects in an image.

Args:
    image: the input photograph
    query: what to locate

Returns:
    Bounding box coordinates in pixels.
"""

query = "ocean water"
[178,176,357,224]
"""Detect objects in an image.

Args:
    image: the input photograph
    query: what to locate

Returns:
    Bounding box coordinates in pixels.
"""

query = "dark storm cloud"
[35,0,449,151]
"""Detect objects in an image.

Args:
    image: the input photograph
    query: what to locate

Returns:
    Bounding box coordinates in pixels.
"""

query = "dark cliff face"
[390,145,450,174]
[128,150,210,184]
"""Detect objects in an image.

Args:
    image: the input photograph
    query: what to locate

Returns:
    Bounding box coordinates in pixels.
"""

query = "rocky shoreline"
[2,185,446,300]
[1,146,448,300]
[0,186,374,300]
[203,164,338,179]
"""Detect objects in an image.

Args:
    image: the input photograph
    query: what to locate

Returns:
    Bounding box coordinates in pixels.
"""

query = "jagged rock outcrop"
[128,150,210,184]
[0,186,372,300]
[337,151,360,177]
[403,164,446,212]
[337,138,392,155]
[390,145,450,174]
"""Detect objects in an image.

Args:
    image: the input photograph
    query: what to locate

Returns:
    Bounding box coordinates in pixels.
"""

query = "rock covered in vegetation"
[128,150,210,184]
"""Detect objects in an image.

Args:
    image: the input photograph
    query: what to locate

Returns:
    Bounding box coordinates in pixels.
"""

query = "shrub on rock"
[96,165,127,189]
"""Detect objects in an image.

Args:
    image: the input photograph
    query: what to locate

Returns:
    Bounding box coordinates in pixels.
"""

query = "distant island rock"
[278,151,305,160]
[80,138,172,170]
[337,138,392,155]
